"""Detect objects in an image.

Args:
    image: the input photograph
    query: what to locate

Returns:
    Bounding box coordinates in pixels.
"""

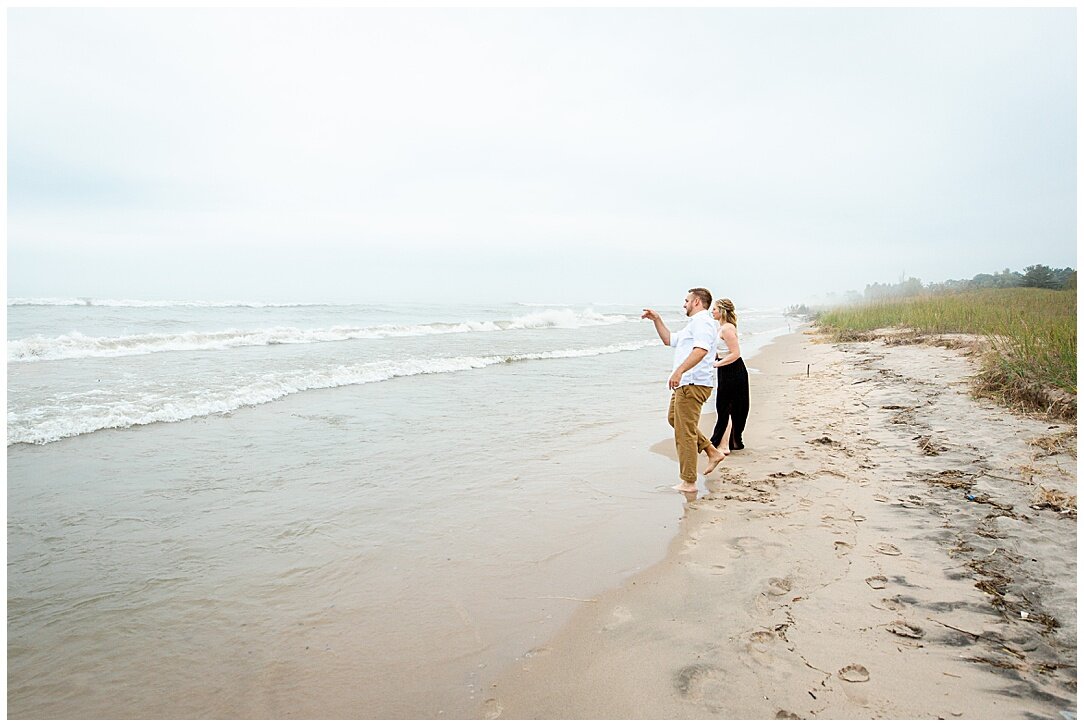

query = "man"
[642,288,727,493]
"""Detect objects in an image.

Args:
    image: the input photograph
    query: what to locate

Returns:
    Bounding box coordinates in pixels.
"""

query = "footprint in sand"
[775,710,800,719]
[875,543,902,556]
[886,621,924,639]
[899,495,924,509]
[834,541,854,556]
[748,630,776,653]
[673,663,727,702]
[765,578,792,596]
[602,605,634,631]
[872,494,890,503]
[838,664,870,683]
[865,575,888,590]
[482,698,503,719]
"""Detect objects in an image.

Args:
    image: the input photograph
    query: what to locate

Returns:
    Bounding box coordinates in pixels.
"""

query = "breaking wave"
[9,309,635,362]
[8,340,660,445]
[8,297,323,308]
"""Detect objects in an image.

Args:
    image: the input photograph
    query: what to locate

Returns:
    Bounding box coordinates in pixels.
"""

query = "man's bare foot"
[703,449,727,475]
[673,482,698,493]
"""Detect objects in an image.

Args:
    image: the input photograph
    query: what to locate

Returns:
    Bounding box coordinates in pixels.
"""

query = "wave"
[744,324,794,337]
[7,297,327,308]
[8,309,636,362]
[7,340,660,445]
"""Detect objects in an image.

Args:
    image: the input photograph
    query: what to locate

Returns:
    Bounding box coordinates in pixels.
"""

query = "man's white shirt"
[669,309,718,387]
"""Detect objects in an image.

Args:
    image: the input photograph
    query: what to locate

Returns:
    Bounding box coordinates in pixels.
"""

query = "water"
[8,298,794,718]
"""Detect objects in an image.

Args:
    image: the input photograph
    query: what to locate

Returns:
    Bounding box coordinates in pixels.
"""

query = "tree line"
[864,264,1075,301]
[785,264,1076,316]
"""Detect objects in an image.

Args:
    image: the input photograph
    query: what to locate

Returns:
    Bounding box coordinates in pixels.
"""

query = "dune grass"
[816,288,1076,418]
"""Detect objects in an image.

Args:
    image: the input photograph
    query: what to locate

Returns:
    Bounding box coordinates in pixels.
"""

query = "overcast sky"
[7,7,1077,306]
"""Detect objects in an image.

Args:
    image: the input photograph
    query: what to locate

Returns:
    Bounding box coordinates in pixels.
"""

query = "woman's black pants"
[710,357,749,450]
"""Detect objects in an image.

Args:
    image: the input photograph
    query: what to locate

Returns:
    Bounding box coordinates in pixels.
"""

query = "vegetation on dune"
[815,288,1077,419]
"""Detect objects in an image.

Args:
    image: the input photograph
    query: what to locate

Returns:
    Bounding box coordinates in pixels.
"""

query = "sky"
[6,7,1078,307]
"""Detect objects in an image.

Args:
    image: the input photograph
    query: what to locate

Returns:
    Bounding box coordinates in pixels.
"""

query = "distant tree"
[900,277,924,297]
[1021,264,1058,289]
[994,268,1022,288]
[929,277,970,293]
[864,282,891,300]
[1052,267,1076,290]
[864,277,924,300]
[784,304,812,317]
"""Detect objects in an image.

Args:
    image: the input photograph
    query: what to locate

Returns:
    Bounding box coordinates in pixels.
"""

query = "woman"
[709,298,749,453]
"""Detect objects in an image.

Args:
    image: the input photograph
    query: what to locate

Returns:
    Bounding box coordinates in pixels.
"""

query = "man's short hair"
[688,288,713,309]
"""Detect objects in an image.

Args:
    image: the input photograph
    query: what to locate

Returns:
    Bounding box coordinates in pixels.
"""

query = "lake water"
[8,298,794,717]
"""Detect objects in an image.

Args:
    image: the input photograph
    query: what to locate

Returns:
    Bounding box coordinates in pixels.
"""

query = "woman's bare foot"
[673,482,698,493]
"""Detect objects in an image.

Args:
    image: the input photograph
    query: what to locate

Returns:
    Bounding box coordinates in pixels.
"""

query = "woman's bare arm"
[714,324,741,366]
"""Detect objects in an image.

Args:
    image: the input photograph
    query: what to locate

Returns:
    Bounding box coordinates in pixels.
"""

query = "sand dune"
[485,328,1077,719]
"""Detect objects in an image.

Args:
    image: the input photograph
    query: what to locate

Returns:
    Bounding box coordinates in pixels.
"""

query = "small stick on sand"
[929,619,1031,659]
[977,471,1035,486]
[506,596,599,603]
[797,654,832,677]
[927,618,981,640]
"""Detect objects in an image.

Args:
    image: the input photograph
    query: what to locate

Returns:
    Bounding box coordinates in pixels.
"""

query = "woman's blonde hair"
[714,298,737,326]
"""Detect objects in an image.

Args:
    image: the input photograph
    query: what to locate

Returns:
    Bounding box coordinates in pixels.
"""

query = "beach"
[7,307,1076,718]
[485,329,1077,719]
[8,5,1077,721]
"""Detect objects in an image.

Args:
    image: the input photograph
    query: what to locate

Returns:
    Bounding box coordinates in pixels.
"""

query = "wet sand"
[484,329,1077,719]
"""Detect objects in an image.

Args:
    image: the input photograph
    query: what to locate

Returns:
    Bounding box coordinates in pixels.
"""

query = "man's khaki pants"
[667,384,713,484]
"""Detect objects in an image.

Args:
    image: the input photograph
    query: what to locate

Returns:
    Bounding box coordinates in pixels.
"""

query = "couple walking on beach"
[642,288,750,493]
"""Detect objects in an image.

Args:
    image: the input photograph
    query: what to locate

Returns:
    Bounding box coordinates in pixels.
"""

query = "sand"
[483,328,1077,720]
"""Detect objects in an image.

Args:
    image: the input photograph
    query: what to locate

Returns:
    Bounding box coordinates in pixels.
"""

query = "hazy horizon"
[7,8,1077,308]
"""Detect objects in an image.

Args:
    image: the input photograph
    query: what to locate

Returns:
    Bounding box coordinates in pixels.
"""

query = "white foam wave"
[8,340,660,445]
[745,325,794,337]
[9,309,635,362]
[516,301,576,307]
[8,297,323,308]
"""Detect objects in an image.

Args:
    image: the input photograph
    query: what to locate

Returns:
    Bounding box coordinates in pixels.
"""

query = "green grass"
[816,288,1077,417]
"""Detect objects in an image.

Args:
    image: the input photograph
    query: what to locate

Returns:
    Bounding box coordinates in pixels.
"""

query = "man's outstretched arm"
[641,308,671,345]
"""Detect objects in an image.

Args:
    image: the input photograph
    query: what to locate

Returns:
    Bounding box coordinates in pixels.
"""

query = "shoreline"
[9,325,1073,718]
[483,329,1077,719]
